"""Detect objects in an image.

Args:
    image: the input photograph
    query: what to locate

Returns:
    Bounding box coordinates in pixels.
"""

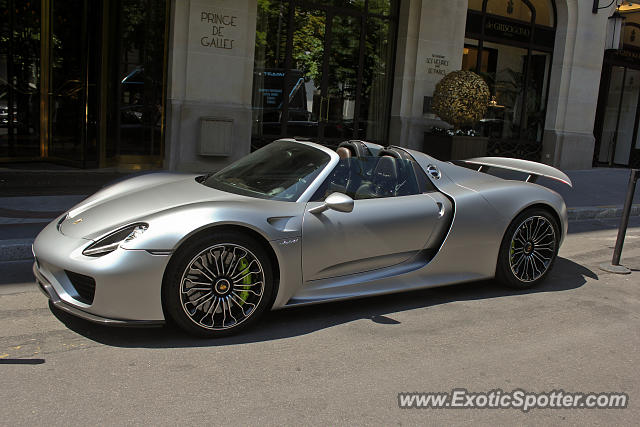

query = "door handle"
[436,202,445,217]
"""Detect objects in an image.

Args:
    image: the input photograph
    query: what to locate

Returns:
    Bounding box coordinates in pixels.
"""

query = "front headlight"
[82,223,148,257]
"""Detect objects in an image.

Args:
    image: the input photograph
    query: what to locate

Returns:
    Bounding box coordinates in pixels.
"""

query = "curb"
[567,204,640,221]
[1,205,639,263]
[0,239,34,262]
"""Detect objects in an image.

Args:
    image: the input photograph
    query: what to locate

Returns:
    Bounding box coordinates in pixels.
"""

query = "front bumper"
[34,263,163,326]
[33,218,171,325]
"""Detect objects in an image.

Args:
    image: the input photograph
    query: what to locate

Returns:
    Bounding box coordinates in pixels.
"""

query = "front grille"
[64,270,96,304]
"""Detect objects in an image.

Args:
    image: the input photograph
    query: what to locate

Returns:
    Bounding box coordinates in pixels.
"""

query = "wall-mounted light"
[594,0,622,14]
[606,10,627,49]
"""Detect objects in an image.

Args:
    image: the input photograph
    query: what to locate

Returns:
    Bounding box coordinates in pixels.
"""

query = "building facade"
[1,0,638,170]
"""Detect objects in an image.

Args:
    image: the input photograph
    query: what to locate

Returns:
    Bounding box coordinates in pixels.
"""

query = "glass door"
[0,0,41,160]
[320,12,361,143]
[103,0,167,168]
[251,0,398,149]
[597,66,640,166]
[48,0,100,166]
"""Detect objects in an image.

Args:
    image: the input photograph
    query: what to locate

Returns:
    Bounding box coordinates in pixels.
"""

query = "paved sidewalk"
[0,167,638,262]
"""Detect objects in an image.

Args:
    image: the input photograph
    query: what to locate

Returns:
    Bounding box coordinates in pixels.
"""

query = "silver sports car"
[33,139,572,337]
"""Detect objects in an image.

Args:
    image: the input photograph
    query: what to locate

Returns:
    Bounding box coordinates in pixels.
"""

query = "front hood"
[59,173,248,239]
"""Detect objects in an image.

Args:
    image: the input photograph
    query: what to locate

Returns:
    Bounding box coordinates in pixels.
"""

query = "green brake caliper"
[238,258,251,305]
[510,239,515,261]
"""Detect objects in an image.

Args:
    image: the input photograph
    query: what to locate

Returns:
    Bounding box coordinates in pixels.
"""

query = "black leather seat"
[355,156,398,199]
[337,140,372,158]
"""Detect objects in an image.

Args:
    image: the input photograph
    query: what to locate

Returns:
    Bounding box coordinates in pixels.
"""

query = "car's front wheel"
[496,208,560,289]
[163,231,274,337]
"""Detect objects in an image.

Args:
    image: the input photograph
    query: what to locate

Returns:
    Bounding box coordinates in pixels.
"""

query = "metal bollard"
[600,169,639,275]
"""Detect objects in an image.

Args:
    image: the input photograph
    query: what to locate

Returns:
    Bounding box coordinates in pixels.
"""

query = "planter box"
[423,134,488,161]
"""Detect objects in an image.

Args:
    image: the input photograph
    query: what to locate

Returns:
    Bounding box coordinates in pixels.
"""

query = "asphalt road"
[1,218,639,425]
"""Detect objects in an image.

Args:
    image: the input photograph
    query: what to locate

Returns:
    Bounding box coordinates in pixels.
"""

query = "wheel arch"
[496,202,564,267]
[511,202,564,240]
[160,224,281,318]
[494,202,563,287]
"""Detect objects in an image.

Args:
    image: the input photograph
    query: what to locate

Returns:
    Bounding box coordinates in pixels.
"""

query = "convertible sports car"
[33,139,572,337]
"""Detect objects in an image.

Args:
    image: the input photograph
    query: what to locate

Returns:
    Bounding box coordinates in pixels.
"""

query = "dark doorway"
[1,0,169,168]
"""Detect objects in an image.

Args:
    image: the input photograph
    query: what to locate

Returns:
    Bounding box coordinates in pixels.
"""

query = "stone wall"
[165,0,257,171]
[389,0,468,152]
[542,0,611,169]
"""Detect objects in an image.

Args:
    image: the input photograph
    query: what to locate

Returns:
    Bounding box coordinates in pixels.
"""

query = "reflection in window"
[0,0,41,158]
[362,17,396,143]
[468,0,555,27]
[462,41,551,144]
[105,0,167,160]
[464,1,555,159]
[251,0,399,149]
[622,12,640,49]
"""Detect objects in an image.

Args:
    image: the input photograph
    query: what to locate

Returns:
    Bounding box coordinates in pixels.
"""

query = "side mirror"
[309,192,354,214]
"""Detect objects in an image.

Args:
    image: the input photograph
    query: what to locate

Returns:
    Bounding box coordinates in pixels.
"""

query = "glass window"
[104,0,167,160]
[361,16,396,144]
[523,50,551,142]
[463,2,554,148]
[598,67,640,165]
[49,0,86,163]
[252,0,398,149]
[485,0,532,23]
[252,0,290,145]
[463,42,551,145]
[312,157,421,201]
[463,41,533,141]
[0,0,41,158]
[468,0,555,27]
[622,12,640,49]
[203,140,330,201]
[320,0,365,11]
[368,0,398,16]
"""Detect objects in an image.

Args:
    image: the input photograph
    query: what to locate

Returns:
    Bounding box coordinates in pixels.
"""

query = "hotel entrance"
[251,0,399,149]
[1,0,169,168]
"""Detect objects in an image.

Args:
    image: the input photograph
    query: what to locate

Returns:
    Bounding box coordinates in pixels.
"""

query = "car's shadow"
[50,256,597,348]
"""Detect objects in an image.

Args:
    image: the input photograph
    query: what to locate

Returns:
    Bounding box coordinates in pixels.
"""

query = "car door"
[301,157,447,281]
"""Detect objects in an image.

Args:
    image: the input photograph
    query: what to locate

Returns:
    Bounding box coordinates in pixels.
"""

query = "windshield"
[202,140,331,201]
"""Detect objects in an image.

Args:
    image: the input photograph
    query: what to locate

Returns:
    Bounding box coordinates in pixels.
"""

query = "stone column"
[389,0,468,151]
[165,0,257,171]
[542,0,610,170]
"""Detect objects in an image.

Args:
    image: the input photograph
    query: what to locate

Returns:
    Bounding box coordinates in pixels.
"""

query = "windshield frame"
[203,139,339,203]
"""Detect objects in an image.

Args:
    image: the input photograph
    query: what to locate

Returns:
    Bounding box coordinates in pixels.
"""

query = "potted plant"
[425,70,490,160]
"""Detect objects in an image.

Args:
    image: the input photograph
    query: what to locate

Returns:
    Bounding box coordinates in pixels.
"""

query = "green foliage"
[432,70,490,130]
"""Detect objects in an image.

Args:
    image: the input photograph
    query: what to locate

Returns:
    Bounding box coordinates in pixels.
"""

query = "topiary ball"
[432,70,490,129]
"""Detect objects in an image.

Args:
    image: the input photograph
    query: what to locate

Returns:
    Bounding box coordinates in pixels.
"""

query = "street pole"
[600,169,639,274]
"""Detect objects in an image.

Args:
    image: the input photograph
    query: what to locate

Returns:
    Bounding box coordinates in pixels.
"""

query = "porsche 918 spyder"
[33,139,571,337]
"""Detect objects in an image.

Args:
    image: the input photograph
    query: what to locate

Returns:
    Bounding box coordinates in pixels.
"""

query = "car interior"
[312,141,435,201]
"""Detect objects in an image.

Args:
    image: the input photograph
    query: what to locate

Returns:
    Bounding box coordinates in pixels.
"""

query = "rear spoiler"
[459,157,573,187]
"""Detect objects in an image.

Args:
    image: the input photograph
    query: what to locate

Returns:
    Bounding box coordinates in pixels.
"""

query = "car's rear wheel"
[496,208,560,289]
[163,231,273,337]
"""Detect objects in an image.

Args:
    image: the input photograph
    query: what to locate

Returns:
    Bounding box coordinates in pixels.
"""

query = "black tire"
[495,208,560,289]
[163,231,274,338]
